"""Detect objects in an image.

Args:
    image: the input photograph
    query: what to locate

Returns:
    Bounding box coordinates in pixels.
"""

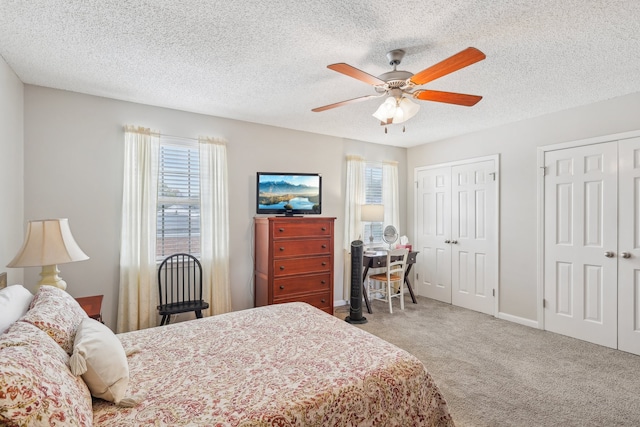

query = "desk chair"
[157,253,209,325]
[367,248,409,314]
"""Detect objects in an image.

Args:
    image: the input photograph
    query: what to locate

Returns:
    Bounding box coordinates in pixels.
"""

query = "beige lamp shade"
[361,204,384,222]
[7,218,89,290]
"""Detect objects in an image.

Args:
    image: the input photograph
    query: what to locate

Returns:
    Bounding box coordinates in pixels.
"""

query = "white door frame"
[536,129,640,331]
[414,154,500,316]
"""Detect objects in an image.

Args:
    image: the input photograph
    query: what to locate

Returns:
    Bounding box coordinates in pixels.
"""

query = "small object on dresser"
[76,295,104,323]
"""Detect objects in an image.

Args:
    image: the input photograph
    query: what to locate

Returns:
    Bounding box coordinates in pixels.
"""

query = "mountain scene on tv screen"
[259,176,320,211]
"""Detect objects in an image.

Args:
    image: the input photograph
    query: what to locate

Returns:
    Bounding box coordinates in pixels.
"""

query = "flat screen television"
[256,172,322,215]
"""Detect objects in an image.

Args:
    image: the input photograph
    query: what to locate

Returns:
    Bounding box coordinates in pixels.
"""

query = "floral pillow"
[0,321,93,426]
[21,285,88,354]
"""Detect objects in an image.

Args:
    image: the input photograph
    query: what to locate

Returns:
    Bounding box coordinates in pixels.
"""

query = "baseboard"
[498,312,539,329]
[334,299,348,307]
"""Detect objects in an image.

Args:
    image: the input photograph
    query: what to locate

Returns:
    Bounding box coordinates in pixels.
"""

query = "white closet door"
[451,160,497,315]
[618,137,640,355]
[415,166,452,303]
[544,142,618,348]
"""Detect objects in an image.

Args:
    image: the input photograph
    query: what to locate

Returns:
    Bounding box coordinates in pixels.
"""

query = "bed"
[1,284,454,426]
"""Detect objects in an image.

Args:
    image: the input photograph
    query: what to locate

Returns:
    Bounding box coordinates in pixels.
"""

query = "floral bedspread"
[93,302,454,426]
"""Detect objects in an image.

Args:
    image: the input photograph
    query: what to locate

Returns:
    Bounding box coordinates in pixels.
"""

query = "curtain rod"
[123,125,197,141]
[159,133,198,142]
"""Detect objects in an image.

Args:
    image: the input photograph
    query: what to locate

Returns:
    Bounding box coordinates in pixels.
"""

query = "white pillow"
[70,317,129,404]
[0,284,34,334]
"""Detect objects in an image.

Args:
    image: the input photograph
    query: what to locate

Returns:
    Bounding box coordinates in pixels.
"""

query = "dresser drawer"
[271,221,332,239]
[272,238,331,258]
[273,273,331,297]
[274,291,332,311]
[273,255,331,276]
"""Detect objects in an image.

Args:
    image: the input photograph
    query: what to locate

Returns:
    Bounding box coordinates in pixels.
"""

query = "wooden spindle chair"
[157,253,209,325]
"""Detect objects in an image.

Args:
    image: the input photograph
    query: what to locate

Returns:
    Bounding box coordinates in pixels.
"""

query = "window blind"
[156,139,201,260]
[364,163,383,243]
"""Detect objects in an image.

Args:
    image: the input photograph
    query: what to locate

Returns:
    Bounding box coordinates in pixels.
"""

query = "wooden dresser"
[254,216,336,314]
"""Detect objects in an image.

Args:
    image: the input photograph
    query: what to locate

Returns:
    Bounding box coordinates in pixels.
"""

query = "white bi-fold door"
[542,136,640,355]
[617,138,640,355]
[415,156,498,316]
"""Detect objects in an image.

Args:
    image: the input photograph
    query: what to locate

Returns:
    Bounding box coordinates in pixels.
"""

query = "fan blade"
[327,63,386,86]
[410,47,486,86]
[312,95,381,112]
[413,90,482,106]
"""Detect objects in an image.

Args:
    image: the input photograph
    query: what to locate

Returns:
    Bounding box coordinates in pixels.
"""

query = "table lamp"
[361,204,384,245]
[7,218,89,290]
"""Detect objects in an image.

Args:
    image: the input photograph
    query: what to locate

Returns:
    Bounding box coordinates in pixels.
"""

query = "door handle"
[621,252,631,259]
[604,251,615,258]
[444,240,451,244]
[451,240,458,244]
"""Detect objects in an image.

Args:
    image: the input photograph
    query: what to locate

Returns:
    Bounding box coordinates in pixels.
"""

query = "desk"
[362,251,418,314]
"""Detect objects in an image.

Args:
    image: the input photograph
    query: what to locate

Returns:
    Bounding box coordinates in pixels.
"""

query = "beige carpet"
[334,296,640,427]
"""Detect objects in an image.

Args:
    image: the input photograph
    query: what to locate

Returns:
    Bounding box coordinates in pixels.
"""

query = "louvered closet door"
[415,166,452,303]
[618,137,640,355]
[544,142,618,349]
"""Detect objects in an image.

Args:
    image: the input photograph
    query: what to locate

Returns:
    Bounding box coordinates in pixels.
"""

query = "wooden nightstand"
[76,295,104,323]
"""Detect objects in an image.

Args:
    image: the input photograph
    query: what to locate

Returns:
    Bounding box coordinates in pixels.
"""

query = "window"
[156,139,201,260]
[363,162,383,243]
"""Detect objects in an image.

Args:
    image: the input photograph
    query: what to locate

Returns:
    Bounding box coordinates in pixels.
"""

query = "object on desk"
[382,225,398,249]
[397,235,412,251]
[361,204,384,244]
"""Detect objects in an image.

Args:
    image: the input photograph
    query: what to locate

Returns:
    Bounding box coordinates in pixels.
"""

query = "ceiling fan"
[312,47,486,128]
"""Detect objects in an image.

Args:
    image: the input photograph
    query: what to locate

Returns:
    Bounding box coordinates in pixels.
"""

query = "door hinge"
[543,299,547,308]
[416,273,419,280]
[415,181,419,189]
[489,172,496,181]
[492,289,495,297]
[540,166,547,176]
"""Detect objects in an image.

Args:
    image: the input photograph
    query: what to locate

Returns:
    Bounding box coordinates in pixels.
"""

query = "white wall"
[0,56,24,286]
[23,85,406,330]
[407,91,640,323]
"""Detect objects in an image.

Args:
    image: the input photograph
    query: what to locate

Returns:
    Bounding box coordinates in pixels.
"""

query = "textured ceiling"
[1,0,640,147]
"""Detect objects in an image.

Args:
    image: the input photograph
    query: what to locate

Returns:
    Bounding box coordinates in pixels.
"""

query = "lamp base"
[37,264,67,290]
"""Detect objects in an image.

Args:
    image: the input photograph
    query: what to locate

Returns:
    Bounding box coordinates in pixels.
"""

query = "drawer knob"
[377,261,381,265]
[320,280,326,284]
[279,266,285,270]
[321,299,326,303]
[279,285,285,289]
[321,244,327,249]
[321,262,326,266]
[321,227,326,231]
[279,247,285,251]
[279,228,285,232]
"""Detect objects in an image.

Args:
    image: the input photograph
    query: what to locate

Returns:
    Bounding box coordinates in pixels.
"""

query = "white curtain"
[383,160,400,231]
[117,126,160,333]
[199,136,231,315]
[342,155,366,300]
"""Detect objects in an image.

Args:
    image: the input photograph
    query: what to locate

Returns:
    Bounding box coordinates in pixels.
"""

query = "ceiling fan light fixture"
[372,96,420,124]
[372,97,397,122]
